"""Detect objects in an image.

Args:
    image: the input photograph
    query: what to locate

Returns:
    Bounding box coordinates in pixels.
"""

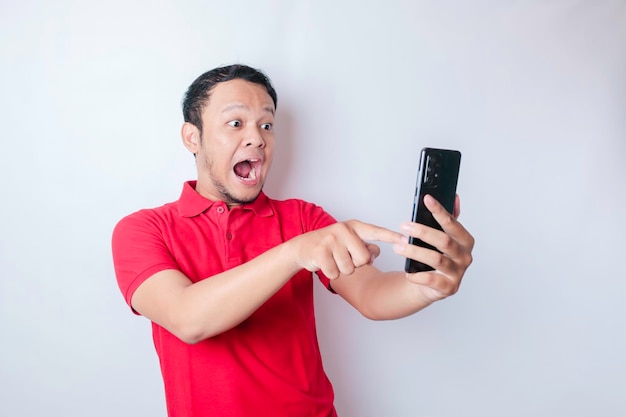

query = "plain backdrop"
[1,1,625,416]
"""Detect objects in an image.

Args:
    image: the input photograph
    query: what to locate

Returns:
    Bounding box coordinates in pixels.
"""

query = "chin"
[225,188,263,206]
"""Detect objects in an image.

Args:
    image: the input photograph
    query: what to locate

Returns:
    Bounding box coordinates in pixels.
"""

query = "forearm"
[335,269,436,321]
[134,242,302,343]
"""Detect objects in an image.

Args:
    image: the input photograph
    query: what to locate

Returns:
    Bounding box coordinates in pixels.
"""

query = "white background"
[1,1,625,416]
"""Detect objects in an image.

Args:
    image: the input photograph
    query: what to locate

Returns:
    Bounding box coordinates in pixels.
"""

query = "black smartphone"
[405,147,461,273]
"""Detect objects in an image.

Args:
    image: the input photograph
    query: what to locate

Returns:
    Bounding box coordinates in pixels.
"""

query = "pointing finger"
[346,220,404,244]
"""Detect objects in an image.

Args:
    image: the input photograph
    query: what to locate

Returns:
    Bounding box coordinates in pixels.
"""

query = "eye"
[228,120,241,128]
[261,123,273,131]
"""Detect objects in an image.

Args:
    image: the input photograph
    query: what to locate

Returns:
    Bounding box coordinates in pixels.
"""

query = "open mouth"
[233,158,262,181]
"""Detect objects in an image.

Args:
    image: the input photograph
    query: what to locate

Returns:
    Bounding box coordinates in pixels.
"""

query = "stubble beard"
[213,177,262,206]
[204,153,262,206]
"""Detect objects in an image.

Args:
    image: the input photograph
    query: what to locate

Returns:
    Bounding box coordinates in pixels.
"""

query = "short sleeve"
[111,210,180,312]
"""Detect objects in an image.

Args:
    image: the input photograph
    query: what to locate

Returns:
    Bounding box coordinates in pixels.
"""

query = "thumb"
[365,243,381,264]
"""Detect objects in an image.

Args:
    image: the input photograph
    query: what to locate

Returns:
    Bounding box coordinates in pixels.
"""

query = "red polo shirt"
[112,181,338,417]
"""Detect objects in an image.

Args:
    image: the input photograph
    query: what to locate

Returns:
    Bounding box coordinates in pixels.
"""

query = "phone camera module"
[424,153,441,187]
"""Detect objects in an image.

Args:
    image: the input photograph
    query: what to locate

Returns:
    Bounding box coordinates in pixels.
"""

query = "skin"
[181,79,276,207]
[130,79,475,344]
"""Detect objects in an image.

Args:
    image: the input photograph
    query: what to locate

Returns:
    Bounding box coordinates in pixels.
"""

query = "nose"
[244,126,266,148]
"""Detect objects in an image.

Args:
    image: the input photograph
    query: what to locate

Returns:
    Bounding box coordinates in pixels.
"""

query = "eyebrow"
[222,103,275,115]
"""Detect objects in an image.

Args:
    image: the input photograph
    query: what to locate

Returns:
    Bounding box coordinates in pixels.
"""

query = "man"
[112,64,474,417]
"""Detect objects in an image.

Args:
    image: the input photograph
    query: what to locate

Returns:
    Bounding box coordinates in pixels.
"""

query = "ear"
[181,122,201,154]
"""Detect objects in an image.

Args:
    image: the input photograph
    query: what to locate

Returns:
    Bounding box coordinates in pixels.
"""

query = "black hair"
[182,64,278,134]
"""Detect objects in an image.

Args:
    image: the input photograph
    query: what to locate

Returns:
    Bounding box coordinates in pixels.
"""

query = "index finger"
[345,219,404,244]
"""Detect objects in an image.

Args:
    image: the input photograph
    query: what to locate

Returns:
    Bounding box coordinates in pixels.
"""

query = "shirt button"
[216,207,225,214]
[226,232,233,240]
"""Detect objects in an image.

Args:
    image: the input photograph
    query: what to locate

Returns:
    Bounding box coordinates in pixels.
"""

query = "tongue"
[234,161,252,178]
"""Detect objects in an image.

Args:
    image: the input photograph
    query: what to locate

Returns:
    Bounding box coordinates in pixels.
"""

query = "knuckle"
[326,271,339,280]
[455,248,472,268]
[340,264,356,276]
[409,223,424,238]
[438,213,454,228]
[353,253,369,268]
[337,221,349,230]
[431,252,447,268]
[440,235,454,252]
[322,232,338,247]
[438,276,457,297]
[322,263,339,279]
[346,219,359,227]
[447,282,460,296]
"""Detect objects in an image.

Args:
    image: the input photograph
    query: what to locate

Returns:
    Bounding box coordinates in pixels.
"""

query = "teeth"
[249,167,256,180]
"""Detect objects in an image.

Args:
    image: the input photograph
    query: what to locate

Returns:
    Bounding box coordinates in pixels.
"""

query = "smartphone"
[405,147,461,273]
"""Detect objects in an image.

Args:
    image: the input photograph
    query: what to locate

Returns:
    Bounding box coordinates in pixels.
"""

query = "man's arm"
[330,194,475,320]
[129,220,404,344]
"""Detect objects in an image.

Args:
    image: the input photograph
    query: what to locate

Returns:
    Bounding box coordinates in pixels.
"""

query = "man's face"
[187,79,276,206]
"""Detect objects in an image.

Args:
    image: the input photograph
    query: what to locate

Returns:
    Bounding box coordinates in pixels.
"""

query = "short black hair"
[182,64,278,134]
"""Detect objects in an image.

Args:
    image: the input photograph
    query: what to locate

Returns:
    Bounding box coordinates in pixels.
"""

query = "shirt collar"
[178,180,274,218]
